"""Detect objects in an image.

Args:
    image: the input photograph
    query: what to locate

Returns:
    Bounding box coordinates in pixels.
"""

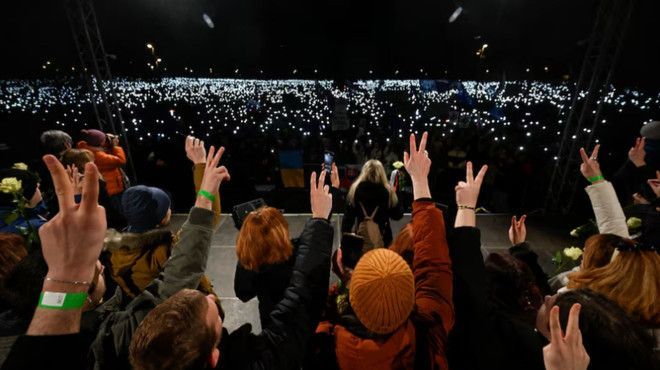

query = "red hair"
[236,207,292,271]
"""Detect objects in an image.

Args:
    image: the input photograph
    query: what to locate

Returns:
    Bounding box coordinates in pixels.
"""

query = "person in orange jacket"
[77,129,127,214]
[320,132,454,370]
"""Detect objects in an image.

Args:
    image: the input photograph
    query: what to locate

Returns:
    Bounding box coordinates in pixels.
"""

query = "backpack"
[355,203,384,251]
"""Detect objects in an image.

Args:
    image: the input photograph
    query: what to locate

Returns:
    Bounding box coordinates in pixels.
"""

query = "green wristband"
[198,190,216,202]
[588,175,605,183]
[38,291,88,310]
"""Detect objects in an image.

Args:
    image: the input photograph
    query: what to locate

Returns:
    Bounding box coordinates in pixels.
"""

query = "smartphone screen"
[324,151,334,174]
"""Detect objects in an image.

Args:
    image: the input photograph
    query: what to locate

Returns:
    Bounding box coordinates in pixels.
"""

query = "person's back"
[334,133,454,370]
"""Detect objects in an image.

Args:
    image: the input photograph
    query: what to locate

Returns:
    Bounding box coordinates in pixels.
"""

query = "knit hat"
[121,185,171,233]
[349,248,415,334]
[0,169,40,207]
[80,129,106,147]
[640,121,660,140]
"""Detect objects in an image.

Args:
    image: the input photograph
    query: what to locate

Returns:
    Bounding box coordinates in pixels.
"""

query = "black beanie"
[0,169,40,207]
[121,185,171,233]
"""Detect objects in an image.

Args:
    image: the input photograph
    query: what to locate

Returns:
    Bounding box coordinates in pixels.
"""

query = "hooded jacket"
[332,200,454,370]
[76,141,126,196]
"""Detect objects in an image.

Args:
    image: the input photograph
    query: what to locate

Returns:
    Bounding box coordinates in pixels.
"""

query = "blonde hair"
[568,248,660,326]
[347,159,398,207]
[236,207,293,271]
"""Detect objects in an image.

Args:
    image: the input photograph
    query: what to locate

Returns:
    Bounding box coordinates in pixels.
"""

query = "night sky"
[1,0,658,86]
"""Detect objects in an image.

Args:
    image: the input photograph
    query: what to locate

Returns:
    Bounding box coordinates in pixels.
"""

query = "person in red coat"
[76,129,127,214]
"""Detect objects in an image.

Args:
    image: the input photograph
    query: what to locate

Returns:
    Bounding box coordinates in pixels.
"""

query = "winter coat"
[446,227,546,370]
[342,182,404,246]
[234,242,299,327]
[218,218,334,370]
[76,141,126,196]
[332,200,454,370]
[585,181,630,238]
[0,207,215,370]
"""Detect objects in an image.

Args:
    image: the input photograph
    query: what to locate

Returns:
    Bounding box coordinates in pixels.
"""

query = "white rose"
[0,177,23,194]
[563,247,583,261]
[12,163,28,171]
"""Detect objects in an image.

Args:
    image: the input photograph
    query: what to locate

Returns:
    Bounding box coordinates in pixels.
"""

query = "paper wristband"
[588,175,604,183]
[198,190,216,202]
[38,291,88,310]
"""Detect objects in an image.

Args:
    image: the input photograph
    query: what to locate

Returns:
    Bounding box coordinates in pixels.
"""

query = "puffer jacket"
[104,228,215,298]
[0,207,216,370]
[585,181,630,238]
[218,218,334,370]
[76,141,126,196]
[333,200,454,370]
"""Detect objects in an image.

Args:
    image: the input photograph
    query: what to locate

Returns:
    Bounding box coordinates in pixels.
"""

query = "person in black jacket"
[342,159,403,247]
[233,206,299,328]
[129,170,334,370]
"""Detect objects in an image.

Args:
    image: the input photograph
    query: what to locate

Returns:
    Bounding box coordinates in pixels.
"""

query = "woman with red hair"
[233,206,297,327]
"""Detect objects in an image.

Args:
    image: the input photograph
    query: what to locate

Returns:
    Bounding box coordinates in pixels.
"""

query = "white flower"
[12,163,28,171]
[563,247,583,261]
[569,228,579,238]
[0,178,22,194]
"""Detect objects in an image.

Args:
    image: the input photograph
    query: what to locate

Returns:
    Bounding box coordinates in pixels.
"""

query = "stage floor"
[168,213,572,333]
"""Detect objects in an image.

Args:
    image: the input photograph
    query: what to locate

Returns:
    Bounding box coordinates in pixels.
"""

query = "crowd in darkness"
[0,78,658,370]
[0,78,658,214]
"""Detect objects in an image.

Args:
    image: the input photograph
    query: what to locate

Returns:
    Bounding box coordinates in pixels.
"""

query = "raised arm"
[94,145,127,167]
[447,160,489,370]
[151,145,230,299]
[508,215,553,296]
[259,171,334,369]
[579,145,629,238]
[405,132,454,368]
[187,136,222,229]
[1,156,106,369]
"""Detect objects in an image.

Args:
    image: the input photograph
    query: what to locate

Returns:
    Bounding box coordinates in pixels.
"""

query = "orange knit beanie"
[349,248,415,334]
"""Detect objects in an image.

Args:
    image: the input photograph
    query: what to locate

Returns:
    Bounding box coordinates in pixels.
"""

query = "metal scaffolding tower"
[544,0,635,213]
[64,0,137,182]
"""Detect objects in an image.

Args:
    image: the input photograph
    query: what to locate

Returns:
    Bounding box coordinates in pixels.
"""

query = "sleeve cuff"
[187,207,214,227]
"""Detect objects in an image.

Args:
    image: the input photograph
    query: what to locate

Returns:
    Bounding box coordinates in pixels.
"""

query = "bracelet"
[588,175,604,183]
[38,291,88,310]
[45,277,91,286]
[458,205,476,211]
[198,190,216,202]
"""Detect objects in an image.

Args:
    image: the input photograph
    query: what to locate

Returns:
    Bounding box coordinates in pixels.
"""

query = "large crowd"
[0,112,658,369]
[1,78,658,212]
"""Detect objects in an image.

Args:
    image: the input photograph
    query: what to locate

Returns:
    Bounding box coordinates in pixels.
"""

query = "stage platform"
[168,213,572,333]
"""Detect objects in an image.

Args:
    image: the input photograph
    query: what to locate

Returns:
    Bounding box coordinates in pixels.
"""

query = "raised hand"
[321,162,340,188]
[455,161,488,209]
[404,132,432,199]
[403,132,431,182]
[185,136,207,165]
[579,145,603,183]
[40,155,106,283]
[196,146,230,210]
[310,170,332,220]
[66,165,83,196]
[628,137,646,167]
[543,304,590,370]
[509,215,527,245]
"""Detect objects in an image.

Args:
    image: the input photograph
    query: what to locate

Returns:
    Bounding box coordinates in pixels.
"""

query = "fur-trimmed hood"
[104,228,174,252]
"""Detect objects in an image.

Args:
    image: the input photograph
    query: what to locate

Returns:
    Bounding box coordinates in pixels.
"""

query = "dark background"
[1,0,658,86]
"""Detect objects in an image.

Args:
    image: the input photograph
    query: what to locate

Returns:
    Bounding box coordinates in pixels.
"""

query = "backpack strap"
[359,202,379,220]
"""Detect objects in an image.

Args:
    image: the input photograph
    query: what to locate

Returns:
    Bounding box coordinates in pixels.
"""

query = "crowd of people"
[0,120,658,369]
[1,78,658,213]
